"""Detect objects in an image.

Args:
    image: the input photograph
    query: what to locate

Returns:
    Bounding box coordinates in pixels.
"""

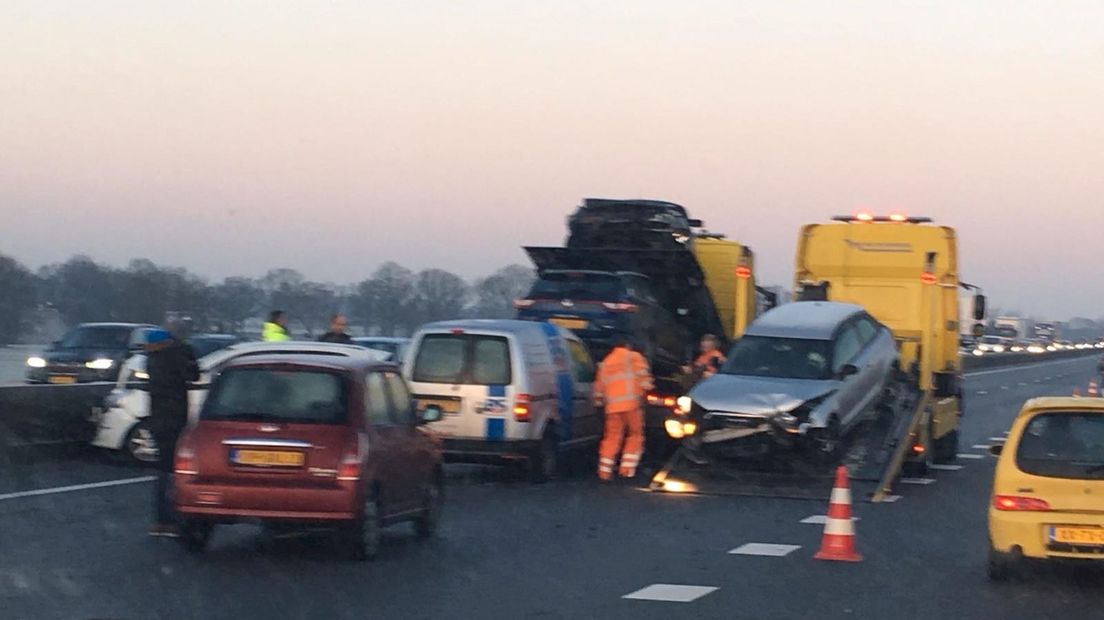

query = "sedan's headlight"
[664,418,698,439]
[85,358,115,370]
[676,396,694,416]
[26,356,47,368]
[133,370,149,381]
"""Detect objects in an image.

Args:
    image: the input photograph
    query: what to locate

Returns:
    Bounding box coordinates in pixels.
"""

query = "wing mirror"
[838,364,859,379]
[974,294,987,321]
[420,404,444,425]
[988,443,1003,457]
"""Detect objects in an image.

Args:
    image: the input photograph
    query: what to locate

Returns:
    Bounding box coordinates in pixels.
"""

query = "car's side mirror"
[688,218,703,228]
[838,364,859,379]
[420,405,443,425]
[989,443,1003,457]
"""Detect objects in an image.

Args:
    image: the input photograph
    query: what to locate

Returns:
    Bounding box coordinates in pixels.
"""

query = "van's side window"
[567,340,596,383]
[365,372,391,426]
[833,326,863,372]
[383,372,416,425]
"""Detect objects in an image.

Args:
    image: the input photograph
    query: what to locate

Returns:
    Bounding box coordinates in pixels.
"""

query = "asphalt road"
[1,356,1102,620]
[0,346,36,386]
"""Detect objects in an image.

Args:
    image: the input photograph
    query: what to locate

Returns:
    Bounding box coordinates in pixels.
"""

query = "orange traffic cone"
[1089,380,1099,397]
[814,465,863,562]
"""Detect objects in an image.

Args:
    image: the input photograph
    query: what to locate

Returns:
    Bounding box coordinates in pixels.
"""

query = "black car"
[514,270,691,375]
[187,334,244,359]
[26,323,156,384]
[567,198,702,249]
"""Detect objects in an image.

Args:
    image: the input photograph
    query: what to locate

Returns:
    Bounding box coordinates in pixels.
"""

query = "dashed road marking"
[929,464,964,471]
[1018,382,1028,386]
[0,476,155,502]
[989,437,1007,442]
[958,453,985,460]
[801,515,860,525]
[882,495,902,503]
[623,584,718,603]
[729,543,802,557]
[1001,386,1009,390]
[899,477,936,485]
[976,390,988,395]
[972,444,990,450]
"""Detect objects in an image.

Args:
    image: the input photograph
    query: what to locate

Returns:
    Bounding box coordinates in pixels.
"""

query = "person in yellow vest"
[262,310,291,342]
[593,336,654,480]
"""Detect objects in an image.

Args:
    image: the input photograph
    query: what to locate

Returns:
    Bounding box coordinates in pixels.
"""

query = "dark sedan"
[26,323,156,384]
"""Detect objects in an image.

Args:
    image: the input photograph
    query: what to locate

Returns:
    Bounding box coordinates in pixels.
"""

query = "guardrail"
[961,348,1099,371]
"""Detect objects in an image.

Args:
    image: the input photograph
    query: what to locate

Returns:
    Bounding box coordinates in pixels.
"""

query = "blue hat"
[146,329,171,344]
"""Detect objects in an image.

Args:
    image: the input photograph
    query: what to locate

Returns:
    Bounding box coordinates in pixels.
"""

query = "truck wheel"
[987,547,1018,582]
[933,429,959,464]
[528,427,559,484]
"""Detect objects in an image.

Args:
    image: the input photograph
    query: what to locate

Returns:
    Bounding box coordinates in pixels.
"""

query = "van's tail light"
[602,302,638,313]
[514,394,531,422]
[174,436,197,475]
[338,434,367,481]
[513,299,536,309]
[992,495,1051,511]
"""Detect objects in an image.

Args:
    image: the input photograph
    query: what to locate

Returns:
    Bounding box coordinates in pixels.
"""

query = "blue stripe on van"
[485,418,505,441]
[540,322,575,440]
[488,384,506,398]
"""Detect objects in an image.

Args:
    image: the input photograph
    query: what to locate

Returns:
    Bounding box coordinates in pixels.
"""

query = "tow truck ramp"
[648,383,929,502]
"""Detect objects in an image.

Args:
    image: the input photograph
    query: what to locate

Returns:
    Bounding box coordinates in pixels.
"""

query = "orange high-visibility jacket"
[595,347,654,413]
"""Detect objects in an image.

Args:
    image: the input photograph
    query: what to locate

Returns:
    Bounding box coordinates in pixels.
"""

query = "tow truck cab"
[794,213,986,461]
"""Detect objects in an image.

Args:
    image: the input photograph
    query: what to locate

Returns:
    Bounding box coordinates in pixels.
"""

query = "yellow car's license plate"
[232,449,304,467]
[549,317,588,330]
[1051,526,1104,546]
[48,375,77,384]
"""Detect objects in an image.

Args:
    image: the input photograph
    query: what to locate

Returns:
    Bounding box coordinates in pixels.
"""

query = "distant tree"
[471,264,535,318]
[0,253,38,344]
[411,268,470,325]
[210,277,263,333]
[353,262,416,336]
[37,256,118,326]
[293,281,338,336]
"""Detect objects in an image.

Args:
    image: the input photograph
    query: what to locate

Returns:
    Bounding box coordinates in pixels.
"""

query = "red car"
[173,354,445,560]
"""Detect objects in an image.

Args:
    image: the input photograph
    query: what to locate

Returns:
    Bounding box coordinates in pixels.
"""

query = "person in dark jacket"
[318,314,354,345]
[146,328,199,537]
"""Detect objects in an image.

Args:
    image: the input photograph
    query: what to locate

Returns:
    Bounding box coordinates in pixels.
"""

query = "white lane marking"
[1018,382,1028,387]
[964,357,1090,378]
[1002,431,1010,436]
[623,584,718,603]
[1034,380,1042,383]
[976,390,988,395]
[1001,386,1010,390]
[801,515,860,525]
[899,478,936,485]
[729,543,802,557]
[929,464,964,471]
[1045,377,1053,381]
[972,444,990,450]
[989,437,1007,442]
[0,476,155,502]
[882,495,902,503]
[958,453,985,460]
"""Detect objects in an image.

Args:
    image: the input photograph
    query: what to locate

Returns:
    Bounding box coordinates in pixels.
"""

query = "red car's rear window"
[203,367,348,424]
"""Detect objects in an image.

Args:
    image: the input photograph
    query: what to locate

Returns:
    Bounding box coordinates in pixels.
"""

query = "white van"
[404,319,600,481]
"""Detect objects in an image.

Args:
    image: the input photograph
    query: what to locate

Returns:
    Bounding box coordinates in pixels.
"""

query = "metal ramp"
[648,385,925,503]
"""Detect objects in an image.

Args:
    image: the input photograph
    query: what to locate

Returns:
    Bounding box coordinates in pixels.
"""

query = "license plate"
[231,449,304,467]
[48,375,77,384]
[549,317,589,330]
[1051,526,1104,546]
[417,397,461,415]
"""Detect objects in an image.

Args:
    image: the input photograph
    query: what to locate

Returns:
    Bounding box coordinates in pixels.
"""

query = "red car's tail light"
[338,434,366,481]
[601,302,638,313]
[992,495,1051,511]
[174,440,197,476]
[514,394,531,422]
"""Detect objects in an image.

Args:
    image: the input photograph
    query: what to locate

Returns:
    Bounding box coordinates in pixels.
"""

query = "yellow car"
[988,397,1104,580]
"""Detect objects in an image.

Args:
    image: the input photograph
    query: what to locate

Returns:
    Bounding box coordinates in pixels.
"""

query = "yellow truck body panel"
[795,221,961,390]
[692,238,757,341]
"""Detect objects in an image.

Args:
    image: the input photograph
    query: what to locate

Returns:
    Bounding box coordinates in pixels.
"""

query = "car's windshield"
[202,367,347,424]
[526,273,626,302]
[59,326,133,350]
[1016,413,1104,479]
[412,334,512,385]
[719,335,833,380]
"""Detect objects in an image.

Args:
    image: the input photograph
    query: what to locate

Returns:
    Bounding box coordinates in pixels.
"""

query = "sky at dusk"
[2,1,1103,319]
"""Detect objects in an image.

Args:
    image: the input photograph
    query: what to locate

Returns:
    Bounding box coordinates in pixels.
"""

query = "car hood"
[45,348,123,363]
[689,374,838,416]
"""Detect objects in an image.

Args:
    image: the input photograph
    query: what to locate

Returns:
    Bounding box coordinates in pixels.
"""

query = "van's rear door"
[406,332,518,442]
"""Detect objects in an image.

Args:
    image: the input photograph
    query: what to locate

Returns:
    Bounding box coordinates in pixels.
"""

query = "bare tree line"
[0,252,535,343]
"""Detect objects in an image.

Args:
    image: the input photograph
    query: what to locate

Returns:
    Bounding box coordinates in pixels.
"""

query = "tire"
[987,547,1017,582]
[124,420,160,466]
[345,493,382,562]
[179,520,214,554]
[808,416,842,465]
[414,474,444,539]
[933,429,959,464]
[528,427,559,484]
